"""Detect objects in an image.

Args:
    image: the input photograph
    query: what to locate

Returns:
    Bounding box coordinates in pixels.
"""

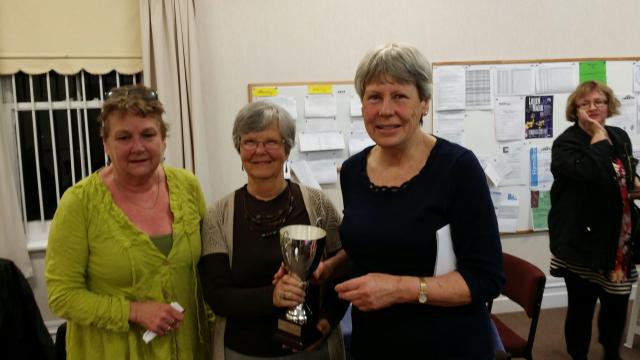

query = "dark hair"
[565,81,620,122]
[99,84,168,139]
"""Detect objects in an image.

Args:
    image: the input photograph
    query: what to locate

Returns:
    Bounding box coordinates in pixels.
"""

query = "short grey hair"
[354,43,432,101]
[232,101,296,155]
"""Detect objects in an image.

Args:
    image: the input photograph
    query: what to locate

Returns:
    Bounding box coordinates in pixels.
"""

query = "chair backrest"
[502,253,546,318]
[495,253,546,359]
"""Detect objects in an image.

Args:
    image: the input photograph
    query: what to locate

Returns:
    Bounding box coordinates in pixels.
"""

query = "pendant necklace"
[115,170,160,210]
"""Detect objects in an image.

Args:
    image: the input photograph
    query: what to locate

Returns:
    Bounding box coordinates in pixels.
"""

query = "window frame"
[1,70,142,251]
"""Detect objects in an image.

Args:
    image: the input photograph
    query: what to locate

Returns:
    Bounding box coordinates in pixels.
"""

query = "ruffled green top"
[45,166,209,360]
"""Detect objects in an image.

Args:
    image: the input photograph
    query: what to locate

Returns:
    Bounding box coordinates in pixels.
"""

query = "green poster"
[579,61,606,84]
[531,190,550,231]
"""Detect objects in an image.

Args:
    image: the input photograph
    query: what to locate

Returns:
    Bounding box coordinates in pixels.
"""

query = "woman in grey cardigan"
[199,101,347,360]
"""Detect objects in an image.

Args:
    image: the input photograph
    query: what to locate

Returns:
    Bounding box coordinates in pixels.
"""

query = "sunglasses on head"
[105,87,158,101]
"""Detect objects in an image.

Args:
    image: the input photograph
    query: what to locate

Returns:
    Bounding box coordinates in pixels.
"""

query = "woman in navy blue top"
[319,43,504,359]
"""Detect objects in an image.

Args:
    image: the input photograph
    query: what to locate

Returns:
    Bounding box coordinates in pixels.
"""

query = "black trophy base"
[273,318,323,351]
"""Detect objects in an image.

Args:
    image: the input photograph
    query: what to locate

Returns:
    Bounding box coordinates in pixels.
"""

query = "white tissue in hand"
[142,302,184,343]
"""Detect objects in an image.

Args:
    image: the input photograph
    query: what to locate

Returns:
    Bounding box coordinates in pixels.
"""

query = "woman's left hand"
[335,273,401,311]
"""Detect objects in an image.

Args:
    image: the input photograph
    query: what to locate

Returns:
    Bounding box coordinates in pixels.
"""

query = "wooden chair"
[487,253,546,360]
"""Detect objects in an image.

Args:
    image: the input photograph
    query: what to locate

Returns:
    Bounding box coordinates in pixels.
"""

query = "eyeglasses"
[240,139,285,151]
[105,88,158,101]
[577,99,608,109]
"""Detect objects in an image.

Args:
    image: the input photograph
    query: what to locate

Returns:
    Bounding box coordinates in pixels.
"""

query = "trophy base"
[273,318,322,351]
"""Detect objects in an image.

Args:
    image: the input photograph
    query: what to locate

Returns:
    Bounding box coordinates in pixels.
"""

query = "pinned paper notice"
[305,95,337,117]
[350,95,362,117]
[298,132,344,152]
[261,96,298,119]
[308,84,333,95]
[291,160,321,189]
[252,87,278,97]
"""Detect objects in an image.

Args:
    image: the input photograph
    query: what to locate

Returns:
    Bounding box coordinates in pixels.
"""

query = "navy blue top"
[339,138,504,359]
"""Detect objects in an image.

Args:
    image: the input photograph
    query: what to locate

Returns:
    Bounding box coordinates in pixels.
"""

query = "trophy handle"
[281,230,291,272]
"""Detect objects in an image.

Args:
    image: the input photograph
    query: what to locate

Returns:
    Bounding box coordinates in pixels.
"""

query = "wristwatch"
[418,277,428,304]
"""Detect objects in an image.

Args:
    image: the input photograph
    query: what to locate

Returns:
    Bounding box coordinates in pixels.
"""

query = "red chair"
[487,253,546,360]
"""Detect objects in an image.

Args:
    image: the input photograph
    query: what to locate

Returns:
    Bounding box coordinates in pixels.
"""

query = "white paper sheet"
[434,224,456,275]
[529,145,553,190]
[350,95,362,117]
[607,94,638,134]
[465,67,492,109]
[536,62,578,94]
[306,159,338,185]
[494,96,525,141]
[305,94,337,117]
[435,111,465,145]
[259,95,298,119]
[305,118,339,132]
[484,162,501,188]
[495,64,536,96]
[350,119,366,132]
[435,66,466,111]
[497,191,519,233]
[291,160,321,189]
[634,62,640,93]
[634,147,640,174]
[497,141,529,186]
[484,156,512,187]
[490,190,501,217]
[348,131,375,155]
[298,132,345,152]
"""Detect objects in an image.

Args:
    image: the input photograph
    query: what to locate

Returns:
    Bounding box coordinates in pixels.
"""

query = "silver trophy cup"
[279,224,326,326]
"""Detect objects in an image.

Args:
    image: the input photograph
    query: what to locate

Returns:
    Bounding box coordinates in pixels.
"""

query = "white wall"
[193,0,640,312]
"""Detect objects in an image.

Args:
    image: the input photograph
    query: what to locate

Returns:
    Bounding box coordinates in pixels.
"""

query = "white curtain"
[0,91,33,277]
[139,0,212,202]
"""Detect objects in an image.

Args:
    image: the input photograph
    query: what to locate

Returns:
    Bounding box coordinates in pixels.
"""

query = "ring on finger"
[279,292,285,300]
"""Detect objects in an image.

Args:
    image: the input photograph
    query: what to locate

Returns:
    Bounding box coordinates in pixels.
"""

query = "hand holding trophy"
[273,224,326,350]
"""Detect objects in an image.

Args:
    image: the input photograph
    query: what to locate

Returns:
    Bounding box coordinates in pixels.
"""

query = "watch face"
[419,293,427,304]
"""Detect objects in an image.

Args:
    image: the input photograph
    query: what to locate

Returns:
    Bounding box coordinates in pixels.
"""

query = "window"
[1,71,143,249]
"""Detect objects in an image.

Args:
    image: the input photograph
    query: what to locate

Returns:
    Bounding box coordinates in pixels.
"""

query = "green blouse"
[45,166,209,360]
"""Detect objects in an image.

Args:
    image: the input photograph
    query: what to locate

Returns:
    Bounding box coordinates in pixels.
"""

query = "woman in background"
[199,101,347,360]
[549,80,639,360]
[45,85,209,359]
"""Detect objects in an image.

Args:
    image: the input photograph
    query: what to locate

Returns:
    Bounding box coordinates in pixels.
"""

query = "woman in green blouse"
[45,85,209,359]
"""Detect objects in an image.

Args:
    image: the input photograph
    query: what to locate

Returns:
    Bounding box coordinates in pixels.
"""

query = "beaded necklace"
[243,184,294,238]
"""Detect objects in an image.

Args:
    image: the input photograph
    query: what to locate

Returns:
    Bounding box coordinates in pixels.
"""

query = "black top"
[339,139,504,359]
[549,123,639,271]
[0,258,56,360]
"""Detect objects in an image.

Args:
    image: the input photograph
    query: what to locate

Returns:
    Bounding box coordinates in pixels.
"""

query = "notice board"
[432,58,640,233]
